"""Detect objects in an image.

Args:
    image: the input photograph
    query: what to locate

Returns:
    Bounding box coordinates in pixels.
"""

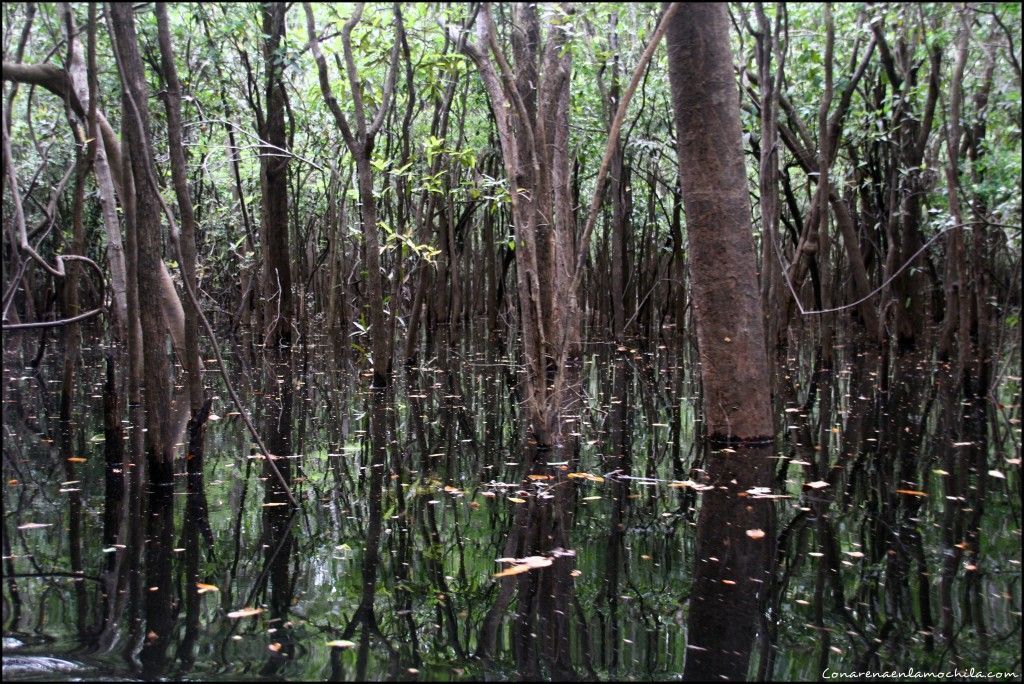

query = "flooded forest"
[2,2,1022,681]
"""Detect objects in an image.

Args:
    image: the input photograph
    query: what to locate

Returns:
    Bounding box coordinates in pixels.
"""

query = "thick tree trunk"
[666,3,773,444]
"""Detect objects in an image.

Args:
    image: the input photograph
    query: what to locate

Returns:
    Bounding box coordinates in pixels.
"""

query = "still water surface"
[2,339,1020,680]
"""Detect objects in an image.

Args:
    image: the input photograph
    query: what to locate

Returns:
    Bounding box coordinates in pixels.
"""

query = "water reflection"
[139,487,175,680]
[683,445,775,680]
[1,340,1020,681]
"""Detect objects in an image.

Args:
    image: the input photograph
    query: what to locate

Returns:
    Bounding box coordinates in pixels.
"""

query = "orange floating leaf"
[493,564,532,578]
[895,489,928,497]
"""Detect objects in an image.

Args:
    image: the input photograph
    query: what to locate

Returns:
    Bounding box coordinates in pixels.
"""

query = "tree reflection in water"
[683,445,775,681]
[0,344,1019,681]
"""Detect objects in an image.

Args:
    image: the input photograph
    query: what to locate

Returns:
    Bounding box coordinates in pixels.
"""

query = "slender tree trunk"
[155,2,204,414]
[260,2,293,492]
[109,2,174,486]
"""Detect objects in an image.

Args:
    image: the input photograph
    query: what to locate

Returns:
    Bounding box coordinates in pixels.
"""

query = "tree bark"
[155,2,204,414]
[666,3,773,443]
[108,2,174,486]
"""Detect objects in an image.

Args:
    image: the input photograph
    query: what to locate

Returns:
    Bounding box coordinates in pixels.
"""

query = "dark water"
[2,336,1021,681]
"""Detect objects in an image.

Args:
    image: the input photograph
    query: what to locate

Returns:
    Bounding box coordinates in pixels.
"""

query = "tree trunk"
[109,2,175,486]
[666,3,773,443]
[155,2,204,414]
[260,1,293,490]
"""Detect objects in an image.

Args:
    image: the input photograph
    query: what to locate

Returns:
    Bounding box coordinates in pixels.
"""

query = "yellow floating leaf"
[227,607,263,619]
[527,474,552,481]
[507,497,526,504]
[67,457,87,463]
[196,583,219,594]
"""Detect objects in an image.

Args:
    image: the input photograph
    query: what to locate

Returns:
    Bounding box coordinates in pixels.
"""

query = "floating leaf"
[567,472,604,483]
[988,470,1006,480]
[895,489,928,497]
[805,481,830,489]
[507,497,526,504]
[196,583,219,594]
[746,529,766,540]
[493,564,532,578]
[267,642,281,653]
[527,474,552,481]
[17,523,52,530]
[67,457,87,463]
[582,495,602,501]
[522,556,553,568]
[326,640,356,649]
[227,607,264,619]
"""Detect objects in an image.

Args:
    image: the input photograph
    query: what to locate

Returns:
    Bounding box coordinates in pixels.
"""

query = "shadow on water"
[1,335,1021,681]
